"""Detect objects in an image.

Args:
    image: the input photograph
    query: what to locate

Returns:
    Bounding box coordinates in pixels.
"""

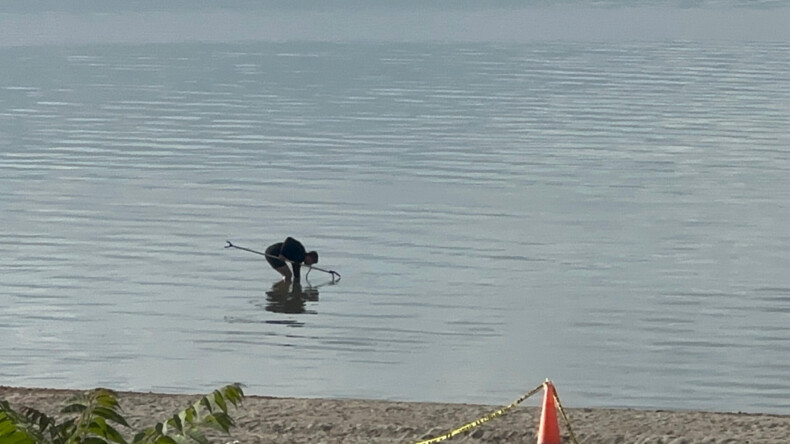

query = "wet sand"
[2,386,788,443]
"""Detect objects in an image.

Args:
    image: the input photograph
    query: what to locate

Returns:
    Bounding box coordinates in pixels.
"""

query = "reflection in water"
[264,281,319,315]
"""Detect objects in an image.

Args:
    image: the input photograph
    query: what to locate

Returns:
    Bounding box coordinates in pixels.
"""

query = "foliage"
[0,384,244,444]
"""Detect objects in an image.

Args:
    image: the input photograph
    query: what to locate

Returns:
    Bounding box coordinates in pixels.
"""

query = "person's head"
[305,251,319,266]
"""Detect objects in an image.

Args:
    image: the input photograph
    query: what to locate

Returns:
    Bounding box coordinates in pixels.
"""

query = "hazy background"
[2,1,790,46]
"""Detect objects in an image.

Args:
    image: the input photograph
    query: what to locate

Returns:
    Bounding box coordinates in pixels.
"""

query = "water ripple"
[1,40,789,412]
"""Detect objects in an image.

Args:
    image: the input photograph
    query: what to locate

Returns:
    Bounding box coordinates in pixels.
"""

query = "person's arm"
[292,262,301,282]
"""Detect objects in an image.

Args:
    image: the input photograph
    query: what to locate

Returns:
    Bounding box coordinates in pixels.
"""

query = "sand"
[2,386,788,443]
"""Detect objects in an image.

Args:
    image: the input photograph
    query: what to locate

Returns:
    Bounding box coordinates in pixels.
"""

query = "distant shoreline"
[3,386,789,443]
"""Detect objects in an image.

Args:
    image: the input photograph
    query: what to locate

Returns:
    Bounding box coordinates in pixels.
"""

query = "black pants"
[265,243,287,269]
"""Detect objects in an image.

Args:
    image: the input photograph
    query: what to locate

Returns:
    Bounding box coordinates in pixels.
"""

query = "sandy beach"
[2,386,788,443]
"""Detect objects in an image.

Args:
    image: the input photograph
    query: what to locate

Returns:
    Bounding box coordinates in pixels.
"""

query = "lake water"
[2,29,790,413]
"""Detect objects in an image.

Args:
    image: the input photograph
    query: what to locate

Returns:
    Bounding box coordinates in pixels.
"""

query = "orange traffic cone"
[537,380,561,444]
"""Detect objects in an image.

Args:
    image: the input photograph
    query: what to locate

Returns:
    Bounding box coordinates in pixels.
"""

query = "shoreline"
[2,386,789,443]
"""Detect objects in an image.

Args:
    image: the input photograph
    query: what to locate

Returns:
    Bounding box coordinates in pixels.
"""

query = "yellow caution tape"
[553,384,580,444]
[410,383,544,444]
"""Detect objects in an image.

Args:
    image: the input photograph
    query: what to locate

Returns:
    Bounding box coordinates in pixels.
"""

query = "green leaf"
[199,397,212,415]
[221,384,244,407]
[93,390,121,409]
[81,438,111,444]
[199,413,233,434]
[92,407,131,428]
[60,403,86,415]
[55,418,76,439]
[85,417,122,442]
[5,436,37,444]
[212,412,235,433]
[20,406,56,433]
[132,428,160,443]
[212,392,227,414]
[88,419,128,444]
[0,407,46,444]
[184,428,209,444]
[168,413,183,433]
[129,384,245,444]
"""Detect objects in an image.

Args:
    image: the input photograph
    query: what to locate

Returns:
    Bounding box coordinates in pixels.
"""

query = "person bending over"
[265,237,318,283]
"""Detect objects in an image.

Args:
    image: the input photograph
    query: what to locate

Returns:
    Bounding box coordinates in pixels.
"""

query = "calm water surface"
[2,40,789,414]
